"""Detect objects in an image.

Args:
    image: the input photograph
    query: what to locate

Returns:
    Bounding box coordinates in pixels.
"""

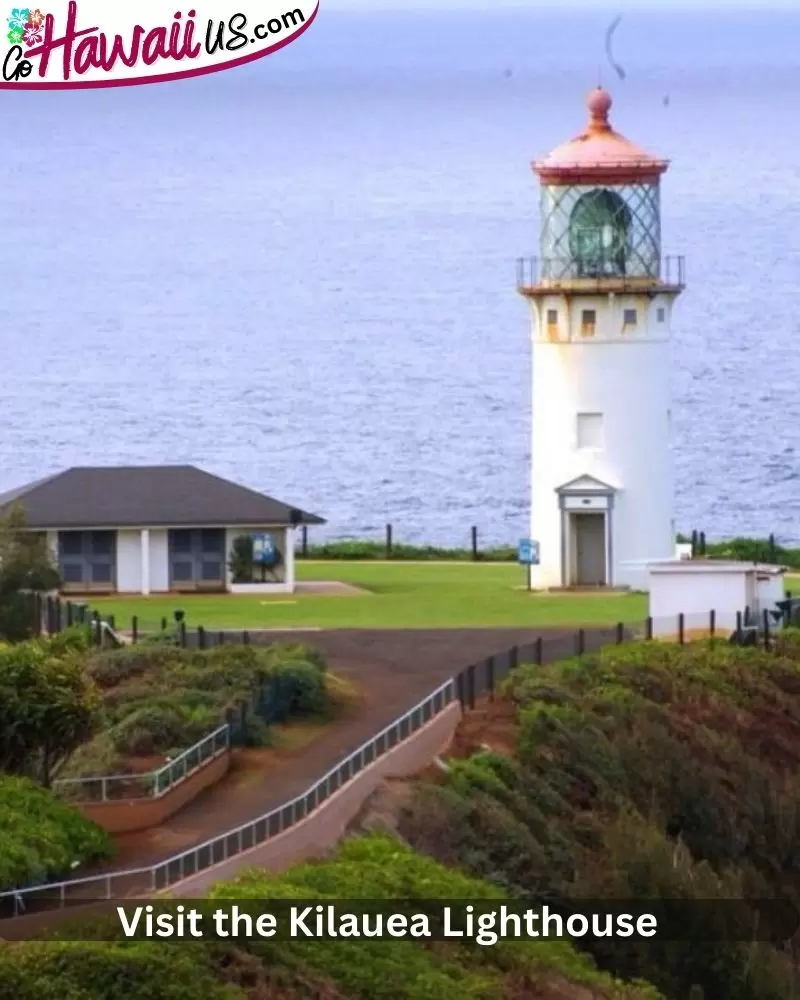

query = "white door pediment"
[555,474,617,496]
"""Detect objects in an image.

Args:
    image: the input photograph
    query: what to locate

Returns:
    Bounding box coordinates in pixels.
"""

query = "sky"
[325,2,791,8]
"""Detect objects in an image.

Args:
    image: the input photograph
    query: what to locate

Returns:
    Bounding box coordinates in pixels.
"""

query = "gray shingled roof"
[0,466,325,529]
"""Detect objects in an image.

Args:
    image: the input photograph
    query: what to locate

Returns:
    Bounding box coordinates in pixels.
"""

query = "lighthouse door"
[573,513,607,586]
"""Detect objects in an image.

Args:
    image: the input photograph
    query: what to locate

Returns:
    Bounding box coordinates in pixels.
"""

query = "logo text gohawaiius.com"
[2,1,317,87]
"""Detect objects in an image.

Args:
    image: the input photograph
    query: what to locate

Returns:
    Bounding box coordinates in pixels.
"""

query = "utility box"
[647,560,787,636]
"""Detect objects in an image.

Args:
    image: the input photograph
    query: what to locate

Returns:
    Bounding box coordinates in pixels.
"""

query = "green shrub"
[85,646,183,687]
[0,776,113,890]
[0,638,101,783]
[54,733,124,785]
[47,625,94,655]
[263,640,327,673]
[206,834,661,1000]
[179,646,261,690]
[703,536,800,569]
[260,660,329,721]
[0,942,241,1000]
[109,706,195,756]
[391,638,800,1000]
[773,627,800,660]
[70,641,333,771]
[239,715,272,748]
[139,628,182,647]
[301,539,517,562]
[0,835,661,1000]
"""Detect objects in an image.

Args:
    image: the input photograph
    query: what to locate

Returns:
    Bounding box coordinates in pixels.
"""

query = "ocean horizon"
[1,7,798,544]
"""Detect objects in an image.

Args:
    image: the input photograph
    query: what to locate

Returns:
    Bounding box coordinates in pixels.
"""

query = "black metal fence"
[294,523,509,561]
[680,531,800,571]
[446,603,800,714]
[39,592,800,662]
[224,660,334,747]
[293,525,800,564]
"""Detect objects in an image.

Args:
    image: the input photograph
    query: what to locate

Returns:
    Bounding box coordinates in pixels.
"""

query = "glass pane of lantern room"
[575,228,602,272]
[570,189,630,277]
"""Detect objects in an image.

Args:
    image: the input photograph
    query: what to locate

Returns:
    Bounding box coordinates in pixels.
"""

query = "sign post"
[251,533,277,582]
[517,538,540,591]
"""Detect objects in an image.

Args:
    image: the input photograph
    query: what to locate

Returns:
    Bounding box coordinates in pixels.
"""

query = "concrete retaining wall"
[76,751,231,834]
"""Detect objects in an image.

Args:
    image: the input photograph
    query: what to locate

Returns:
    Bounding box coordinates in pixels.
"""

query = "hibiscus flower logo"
[22,20,40,44]
[7,7,47,46]
[7,7,29,30]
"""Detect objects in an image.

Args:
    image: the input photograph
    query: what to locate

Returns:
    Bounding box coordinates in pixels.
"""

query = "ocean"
[1,6,798,545]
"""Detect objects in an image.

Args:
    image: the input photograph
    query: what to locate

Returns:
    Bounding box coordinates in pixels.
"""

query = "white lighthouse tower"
[519,87,684,591]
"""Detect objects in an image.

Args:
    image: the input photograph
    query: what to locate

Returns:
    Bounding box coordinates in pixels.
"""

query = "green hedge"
[300,540,517,561]
[5,834,660,1000]
[299,536,800,565]
[60,641,332,781]
[0,943,239,1000]
[700,536,800,570]
[0,776,113,890]
[208,834,660,1000]
[0,630,101,786]
[393,638,800,1000]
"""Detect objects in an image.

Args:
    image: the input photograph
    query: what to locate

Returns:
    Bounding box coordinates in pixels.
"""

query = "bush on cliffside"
[2,834,660,1000]
[392,638,800,1000]
[0,776,113,891]
[0,631,101,784]
[59,641,333,781]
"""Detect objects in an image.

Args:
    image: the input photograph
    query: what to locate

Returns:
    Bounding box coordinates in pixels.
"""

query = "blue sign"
[252,533,277,566]
[518,538,540,566]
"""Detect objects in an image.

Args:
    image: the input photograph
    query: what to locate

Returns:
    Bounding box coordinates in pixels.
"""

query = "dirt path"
[86,627,579,875]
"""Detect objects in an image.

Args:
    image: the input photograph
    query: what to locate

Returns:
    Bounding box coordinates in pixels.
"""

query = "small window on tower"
[657,307,666,323]
[546,309,558,325]
[623,308,637,328]
[580,310,596,337]
[576,412,604,449]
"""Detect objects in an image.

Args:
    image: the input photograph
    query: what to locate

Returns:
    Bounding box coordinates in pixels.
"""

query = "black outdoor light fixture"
[173,609,185,624]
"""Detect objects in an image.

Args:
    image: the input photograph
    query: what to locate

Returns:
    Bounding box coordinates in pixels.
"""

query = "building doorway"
[168,528,226,591]
[58,530,117,592]
[570,512,607,586]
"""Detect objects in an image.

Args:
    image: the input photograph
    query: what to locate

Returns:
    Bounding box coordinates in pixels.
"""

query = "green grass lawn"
[88,563,800,633]
[90,562,647,631]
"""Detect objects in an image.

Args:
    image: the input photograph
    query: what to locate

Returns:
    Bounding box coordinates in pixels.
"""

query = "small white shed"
[647,560,787,637]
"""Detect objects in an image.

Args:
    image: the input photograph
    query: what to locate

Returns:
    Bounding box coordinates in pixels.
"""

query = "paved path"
[90,628,582,875]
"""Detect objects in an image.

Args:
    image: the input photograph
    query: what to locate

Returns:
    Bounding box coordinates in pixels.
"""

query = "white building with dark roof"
[0,465,324,596]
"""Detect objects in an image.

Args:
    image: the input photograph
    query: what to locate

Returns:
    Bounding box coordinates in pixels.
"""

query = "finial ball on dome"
[587,86,612,119]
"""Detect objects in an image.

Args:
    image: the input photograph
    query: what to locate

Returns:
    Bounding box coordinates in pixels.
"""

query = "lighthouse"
[518,87,684,591]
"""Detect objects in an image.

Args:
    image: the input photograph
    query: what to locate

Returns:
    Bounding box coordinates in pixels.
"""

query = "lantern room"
[531,87,670,284]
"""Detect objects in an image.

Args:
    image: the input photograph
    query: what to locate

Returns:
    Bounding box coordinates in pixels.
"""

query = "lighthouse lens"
[569,188,631,277]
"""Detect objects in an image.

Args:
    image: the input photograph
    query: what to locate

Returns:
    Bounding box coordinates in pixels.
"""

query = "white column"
[286,527,296,592]
[46,530,59,564]
[140,529,150,595]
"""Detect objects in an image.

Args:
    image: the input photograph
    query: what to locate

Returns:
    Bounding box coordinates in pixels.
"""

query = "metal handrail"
[0,677,457,911]
[52,724,231,802]
[516,254,685,288]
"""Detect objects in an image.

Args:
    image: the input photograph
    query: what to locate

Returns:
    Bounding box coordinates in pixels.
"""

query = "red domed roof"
[534,87,669,184]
